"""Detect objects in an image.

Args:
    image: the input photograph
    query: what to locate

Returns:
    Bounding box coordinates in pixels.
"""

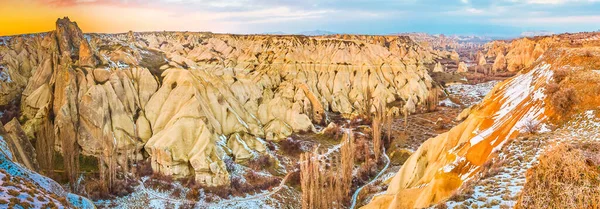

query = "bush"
[246,155,272,171]
[516,143,600,209]
[135,159,153,177]
[545,82,560,95]
[553,68,571,83]
[279,138,303,156]
[550,87,578,115]
[521,118,540,135]
[435,203,449,209]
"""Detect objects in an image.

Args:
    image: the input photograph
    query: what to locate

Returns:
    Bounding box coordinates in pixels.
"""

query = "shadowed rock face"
[0,18,441,187]
[0,124,94,208]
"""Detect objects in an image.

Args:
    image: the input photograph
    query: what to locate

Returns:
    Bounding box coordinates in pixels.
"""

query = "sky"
[1,0,599,37]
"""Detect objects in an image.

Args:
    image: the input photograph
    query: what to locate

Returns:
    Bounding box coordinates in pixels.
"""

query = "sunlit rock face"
[363,43,600,208]
[484,35,569,72]
[0,18,441,186]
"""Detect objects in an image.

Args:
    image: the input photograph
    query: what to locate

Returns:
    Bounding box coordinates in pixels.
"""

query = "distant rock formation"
[492,52,507,72]
[457,61,468,73]
[433,62,444,72]
[477,51,487,66]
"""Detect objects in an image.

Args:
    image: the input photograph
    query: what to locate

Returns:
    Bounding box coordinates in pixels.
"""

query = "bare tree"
[372,102,385,162]
[301,130,355,209]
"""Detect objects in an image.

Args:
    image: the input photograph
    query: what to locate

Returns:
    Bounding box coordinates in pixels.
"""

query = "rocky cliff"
[484,32,600,72]
[363,35,600,208]
[0,18,441,187]
[0,120,94,208]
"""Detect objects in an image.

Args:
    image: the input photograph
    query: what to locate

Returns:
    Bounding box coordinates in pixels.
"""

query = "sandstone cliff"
[482,33,599,72]
[0,120,94,208]
[0,18,441,187]
[363,39,600,208]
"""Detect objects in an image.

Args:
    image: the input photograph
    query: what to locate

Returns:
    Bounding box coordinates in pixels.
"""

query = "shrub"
[516,143,600,209]
[84,178,111,200]
[553,68,571,83]
[522,118,541,135]
[323,123,343,138]
[550,87,578,115]
[286,169,301,187]
[545,82,560,95]
[7,189,20,196]
[435,203,449,209]
[279,138,303,156]
[135,159,153,177]
[246,155,272,171]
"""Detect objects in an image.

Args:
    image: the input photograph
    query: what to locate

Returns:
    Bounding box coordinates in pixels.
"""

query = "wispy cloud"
[492,15,600,24]
[19,0,600,36]
[508,0,600,4]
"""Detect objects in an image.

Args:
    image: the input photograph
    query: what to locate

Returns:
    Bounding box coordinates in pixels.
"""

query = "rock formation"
[363,43,600,208]
[492,52,507,73]
[477,52,487,66]
[450,51,460,61]
[433,62,444,72]
[0,18,441,187]
[457,62,468,73]
[0,120,94,208]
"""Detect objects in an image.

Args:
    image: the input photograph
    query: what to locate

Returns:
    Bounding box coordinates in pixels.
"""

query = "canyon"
[1,17,600,209]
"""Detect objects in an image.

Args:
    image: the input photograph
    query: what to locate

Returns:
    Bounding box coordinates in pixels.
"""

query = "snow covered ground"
[444,80,500,107]
[0,136,94,208]
[439,109,600,209]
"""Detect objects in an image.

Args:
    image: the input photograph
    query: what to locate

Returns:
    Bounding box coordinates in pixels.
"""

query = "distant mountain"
[297,30,336,36]
[261,30,337,36]
[262,31,287,35]
[520,31,555,37]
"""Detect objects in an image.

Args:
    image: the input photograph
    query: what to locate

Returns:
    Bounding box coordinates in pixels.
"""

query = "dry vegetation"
[516,143,600,209]
[300,131,354,209]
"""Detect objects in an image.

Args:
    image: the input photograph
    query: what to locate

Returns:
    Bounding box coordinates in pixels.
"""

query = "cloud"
[214,7,334,24]
[35,0,145,7]
[510,0,600,4]
[465,7,484,14]
[491,15,600,24]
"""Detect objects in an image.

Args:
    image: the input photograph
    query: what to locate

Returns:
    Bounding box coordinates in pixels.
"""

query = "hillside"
[362,36,600,208]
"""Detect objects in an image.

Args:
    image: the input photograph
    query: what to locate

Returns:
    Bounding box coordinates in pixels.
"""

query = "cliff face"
[363,40,600,208]
[485,32,600,73]
[0,121,94,208]
[0,18,440,187]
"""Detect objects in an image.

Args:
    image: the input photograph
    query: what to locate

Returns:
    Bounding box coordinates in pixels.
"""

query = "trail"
[213,172,293,207]
[349,148,391,209]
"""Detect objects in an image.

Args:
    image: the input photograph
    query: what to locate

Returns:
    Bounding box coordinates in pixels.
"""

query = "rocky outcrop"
[364,59,554,209]
[0,127,94,208]
[492,52,507,73]
[1,18,441,187]
[457,62,468,73]
[363,45,600,208]
[2,118,38,171]
[433,62,444,73]
[477,52,487,66]
[450,51,460,61]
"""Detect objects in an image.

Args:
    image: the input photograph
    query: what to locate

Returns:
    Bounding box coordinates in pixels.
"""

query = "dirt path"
[349,148,390,209]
